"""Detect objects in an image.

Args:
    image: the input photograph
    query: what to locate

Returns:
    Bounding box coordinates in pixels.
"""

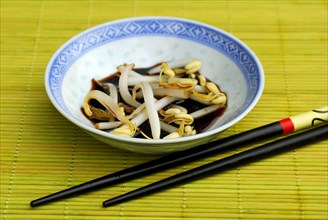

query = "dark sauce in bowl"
[82,64,227,139]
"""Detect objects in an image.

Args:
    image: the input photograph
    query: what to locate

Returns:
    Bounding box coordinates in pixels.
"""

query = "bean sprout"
[118,64,141,107]
[133,82,161,139]
[102,83,118,103]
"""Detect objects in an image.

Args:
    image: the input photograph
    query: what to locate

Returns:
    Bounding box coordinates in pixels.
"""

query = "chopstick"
[30,106,327,207]
[103,123,328,207]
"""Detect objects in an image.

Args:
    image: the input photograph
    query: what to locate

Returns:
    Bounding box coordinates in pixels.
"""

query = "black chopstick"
[103,123,328,207]
[30,107,327,207]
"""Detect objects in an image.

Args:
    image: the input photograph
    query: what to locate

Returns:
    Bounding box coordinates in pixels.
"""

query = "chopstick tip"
[30,200,37,207]
[102,200,110,207]
[103,197,121,207]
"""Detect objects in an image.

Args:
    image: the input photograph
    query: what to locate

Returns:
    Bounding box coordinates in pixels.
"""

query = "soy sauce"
[83,64,227,138]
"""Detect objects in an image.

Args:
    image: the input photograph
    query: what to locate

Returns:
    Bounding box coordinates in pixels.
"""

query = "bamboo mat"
[1,0,327,219]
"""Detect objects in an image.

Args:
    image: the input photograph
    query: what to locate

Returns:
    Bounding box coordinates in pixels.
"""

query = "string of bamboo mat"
[1,0,327,219]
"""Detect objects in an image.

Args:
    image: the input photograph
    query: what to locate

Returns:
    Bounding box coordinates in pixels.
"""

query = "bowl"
[45,16,264,154]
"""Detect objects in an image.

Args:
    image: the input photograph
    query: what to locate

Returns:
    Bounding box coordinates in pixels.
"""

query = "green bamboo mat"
[1,0,327,219]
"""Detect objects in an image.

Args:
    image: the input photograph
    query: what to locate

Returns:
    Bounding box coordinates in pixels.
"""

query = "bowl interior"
[47,17,263,145]
[62,36,247,130]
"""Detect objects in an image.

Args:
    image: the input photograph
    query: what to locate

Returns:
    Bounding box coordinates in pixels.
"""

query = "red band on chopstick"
[279,118,295,134]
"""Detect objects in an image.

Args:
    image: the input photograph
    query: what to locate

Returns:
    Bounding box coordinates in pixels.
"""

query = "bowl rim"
[45,16,265,146]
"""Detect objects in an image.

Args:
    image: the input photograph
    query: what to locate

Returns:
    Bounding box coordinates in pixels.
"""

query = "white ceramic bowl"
[45,16,264,154]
